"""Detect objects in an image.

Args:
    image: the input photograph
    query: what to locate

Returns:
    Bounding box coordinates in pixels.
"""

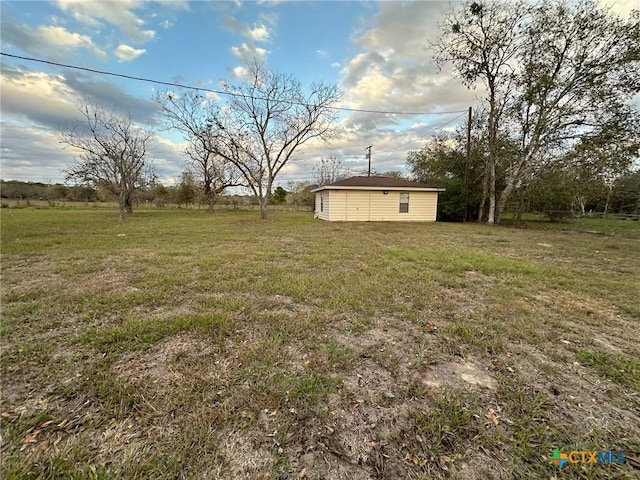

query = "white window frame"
[399,192,409,213]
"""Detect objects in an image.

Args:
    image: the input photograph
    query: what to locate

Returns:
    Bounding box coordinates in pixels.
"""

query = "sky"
[1,0,637,187]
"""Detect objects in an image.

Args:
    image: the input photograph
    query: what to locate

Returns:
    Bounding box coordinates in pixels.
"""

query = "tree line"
[0,178,317,210]
[412,0,639,223]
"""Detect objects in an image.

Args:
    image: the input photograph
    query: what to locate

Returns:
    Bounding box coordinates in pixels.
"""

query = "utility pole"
[366,145,372,176]
[463,106,472,222]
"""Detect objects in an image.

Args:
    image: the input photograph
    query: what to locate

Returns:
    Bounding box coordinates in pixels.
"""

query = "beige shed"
[312,176,444,222]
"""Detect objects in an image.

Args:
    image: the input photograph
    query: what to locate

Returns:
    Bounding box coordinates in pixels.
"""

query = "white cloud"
[55,0,156,43]
[316,49,328,58]
[1,68,81,127]
[223,15,272,44]
[598,0,638,18]
[114,44,146,61]
[232,65,250,81]
[0,65,180,184]
[231,42,267,62]
[339,2,476,132]
[0,20,106,59]
[249,24,270,42]
[331,62,341,68]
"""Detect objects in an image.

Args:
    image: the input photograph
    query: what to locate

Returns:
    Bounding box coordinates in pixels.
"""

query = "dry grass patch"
[2,208,639,479]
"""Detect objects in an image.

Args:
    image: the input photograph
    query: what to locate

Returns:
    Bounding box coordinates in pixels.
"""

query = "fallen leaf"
[424,321,436,332]
[298,466,307,478]
[485,408,499,426]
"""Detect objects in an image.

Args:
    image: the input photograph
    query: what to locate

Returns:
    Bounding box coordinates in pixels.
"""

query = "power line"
[1,52,469,117]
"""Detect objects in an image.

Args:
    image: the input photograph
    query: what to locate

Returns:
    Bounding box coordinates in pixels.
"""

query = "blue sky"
[1,0,636,187]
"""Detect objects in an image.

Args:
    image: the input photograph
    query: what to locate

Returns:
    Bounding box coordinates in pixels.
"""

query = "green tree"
[270,186,288,205]
[498,1,640,221]
[175,171,197,208]
[435,0,640,223]
[407,123,488,221]
[435,0,528,223]
[610,171,640,214]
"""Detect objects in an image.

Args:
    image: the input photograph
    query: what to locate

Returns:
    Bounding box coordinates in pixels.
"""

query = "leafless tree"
[155,91,243,212]
[212,60,342,220]
[313,156,348,186]
[62,102,154,220]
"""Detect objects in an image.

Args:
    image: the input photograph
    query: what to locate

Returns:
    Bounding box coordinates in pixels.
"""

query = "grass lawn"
[1,207,639,479]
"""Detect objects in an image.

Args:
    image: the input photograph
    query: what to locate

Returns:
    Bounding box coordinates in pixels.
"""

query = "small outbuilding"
[312,176,444,222]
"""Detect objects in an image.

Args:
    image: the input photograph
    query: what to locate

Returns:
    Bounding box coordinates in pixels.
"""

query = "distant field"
[1,208,639,479]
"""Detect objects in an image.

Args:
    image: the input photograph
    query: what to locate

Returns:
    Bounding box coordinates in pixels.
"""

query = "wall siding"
[317,189,438,222]
[315,192,330,221]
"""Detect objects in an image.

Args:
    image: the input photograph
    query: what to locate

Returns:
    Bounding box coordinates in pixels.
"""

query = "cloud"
[114,44,146,61]
[0,66,82,129]
[0,123,75,183]
[0,64,180,184]
[231,42,268,62]
[338,2,476,134]
[598,0,638,17]
[1,63,159,129]
[223,15,271,44]
[55,0,155,43]
[232,65,250,81]
[316,49,328,58]
[151,136,189,184]
[249,24,270,42]
[0,18,107,60]
[224,14,273,78]
[0,121,186,184]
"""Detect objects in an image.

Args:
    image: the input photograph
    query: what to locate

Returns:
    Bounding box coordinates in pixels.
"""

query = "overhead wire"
[1,52,469,116]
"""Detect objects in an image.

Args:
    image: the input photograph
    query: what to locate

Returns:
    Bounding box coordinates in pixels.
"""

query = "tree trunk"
[604,185,612,215]
[486,86,498,225]
[259,197,268,220]
[124,194,133,214]
[478,160,490,222]
[497,172,518,224]
[487,158,496,224]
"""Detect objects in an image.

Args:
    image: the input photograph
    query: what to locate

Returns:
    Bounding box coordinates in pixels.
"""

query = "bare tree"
[212,60,341,220]
[155,91,243,212]
[62,102,154,220]
[313,156,348,186]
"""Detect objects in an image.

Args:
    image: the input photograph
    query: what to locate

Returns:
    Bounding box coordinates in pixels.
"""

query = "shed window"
[320,195,324,212]
[399,192,409,213]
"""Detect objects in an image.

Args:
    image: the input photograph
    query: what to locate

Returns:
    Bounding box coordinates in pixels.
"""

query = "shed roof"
[311,176,444,192]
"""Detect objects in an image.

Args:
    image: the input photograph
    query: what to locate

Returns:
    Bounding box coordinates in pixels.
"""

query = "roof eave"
[311,185,445,193]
